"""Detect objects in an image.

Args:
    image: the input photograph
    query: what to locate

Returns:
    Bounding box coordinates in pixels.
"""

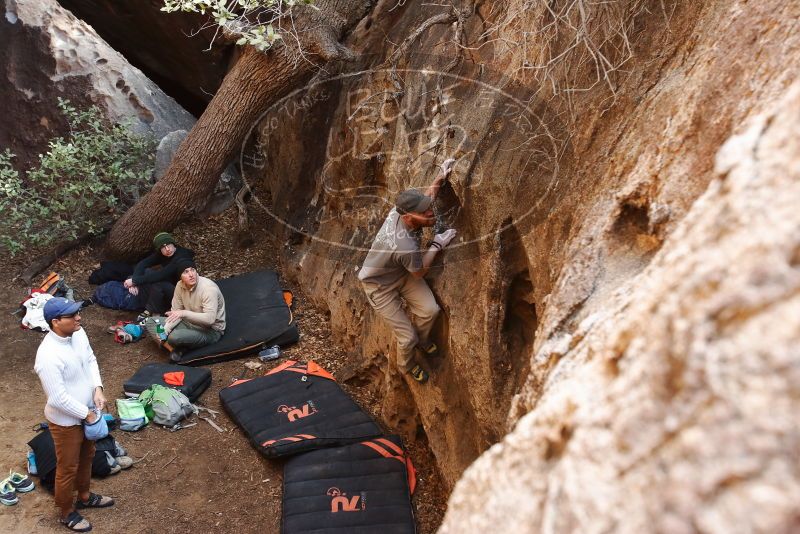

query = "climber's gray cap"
[395,189,432,214]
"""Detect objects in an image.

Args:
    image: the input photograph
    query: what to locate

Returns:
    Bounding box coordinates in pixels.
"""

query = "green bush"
[0,99,156,256]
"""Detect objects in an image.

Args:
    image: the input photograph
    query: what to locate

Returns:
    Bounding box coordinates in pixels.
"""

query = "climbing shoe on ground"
[0,478,18,506]
[408,365,429,383]
[75,492,115,509]
[417,342,438,357]
[7,471,34,493]
[136,310,151,325]
[116,456,133,469]
[60,511,91,532]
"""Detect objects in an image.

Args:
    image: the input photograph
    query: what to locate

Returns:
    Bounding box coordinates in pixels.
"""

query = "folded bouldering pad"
[174,270,299,365]
[282,435,417,534]
[123,362,211,402]
[219,360,382,458]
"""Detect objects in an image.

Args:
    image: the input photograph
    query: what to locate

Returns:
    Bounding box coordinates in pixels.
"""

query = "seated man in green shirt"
[163,258,226,362]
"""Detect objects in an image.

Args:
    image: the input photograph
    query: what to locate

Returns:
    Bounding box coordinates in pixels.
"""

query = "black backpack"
[28,429,118,490]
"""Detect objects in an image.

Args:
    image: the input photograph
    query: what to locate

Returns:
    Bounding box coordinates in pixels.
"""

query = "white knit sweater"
[34,328,103,426]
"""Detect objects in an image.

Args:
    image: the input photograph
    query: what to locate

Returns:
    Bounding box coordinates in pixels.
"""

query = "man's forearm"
[412,245,441,278]
[181,309,216,328]
[425,174,446,200]
[422,245,440,269]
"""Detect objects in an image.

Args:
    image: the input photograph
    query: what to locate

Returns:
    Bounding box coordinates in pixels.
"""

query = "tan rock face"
[440,78,800,534]
[246,2,800,526]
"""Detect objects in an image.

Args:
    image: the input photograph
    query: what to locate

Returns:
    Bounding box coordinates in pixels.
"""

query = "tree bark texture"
[105,0,374,259]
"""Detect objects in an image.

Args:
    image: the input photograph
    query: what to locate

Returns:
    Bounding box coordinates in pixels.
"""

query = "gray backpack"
[138,384,196,427]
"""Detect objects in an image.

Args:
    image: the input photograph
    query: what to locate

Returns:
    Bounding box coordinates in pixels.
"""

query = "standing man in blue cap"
[358,159,458,383]
[34,298,114,532]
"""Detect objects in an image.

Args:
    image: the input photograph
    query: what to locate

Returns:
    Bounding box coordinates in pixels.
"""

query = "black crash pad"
[219,360,382,458]
[175,270,299,365]
[282,435,417,534]
[123,362,211,402]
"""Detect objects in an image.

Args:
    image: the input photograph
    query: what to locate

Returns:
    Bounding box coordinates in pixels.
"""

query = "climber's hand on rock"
[440,158,456,177]
[434,229,457,249]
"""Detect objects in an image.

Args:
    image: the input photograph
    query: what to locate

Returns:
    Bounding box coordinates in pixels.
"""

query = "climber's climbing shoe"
[408,365,429,383]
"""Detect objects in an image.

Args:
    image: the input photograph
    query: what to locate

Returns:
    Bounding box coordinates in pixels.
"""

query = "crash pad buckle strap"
[264,360,336,381]
[405,456,417,495]
[228,378,252,388]
[360,439,417,494]
[262,434,316,447]
[375,437,404,456]
[266,360,299,376]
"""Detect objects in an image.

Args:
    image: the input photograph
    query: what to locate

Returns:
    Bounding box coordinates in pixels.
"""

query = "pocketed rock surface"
[0,208,446,533]
[0,0,195,169]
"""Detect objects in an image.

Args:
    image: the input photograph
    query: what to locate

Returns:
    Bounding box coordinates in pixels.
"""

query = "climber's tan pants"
[362,275,440,372]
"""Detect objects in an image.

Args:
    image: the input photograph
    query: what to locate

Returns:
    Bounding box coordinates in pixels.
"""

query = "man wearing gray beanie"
[163,258,226,362]
[358,159,458,384]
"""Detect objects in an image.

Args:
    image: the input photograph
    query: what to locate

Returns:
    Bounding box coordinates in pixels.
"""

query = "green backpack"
[138,384,196,427]
[116,398,150,431]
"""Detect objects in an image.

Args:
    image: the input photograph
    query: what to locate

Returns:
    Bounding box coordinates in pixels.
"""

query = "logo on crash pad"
[327,487,366,513]
[277,401,317,422]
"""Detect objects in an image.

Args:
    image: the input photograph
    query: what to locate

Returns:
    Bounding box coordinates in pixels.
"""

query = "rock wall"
[440,73,800,534]
[247,0,800,515]
[0,0,195,170]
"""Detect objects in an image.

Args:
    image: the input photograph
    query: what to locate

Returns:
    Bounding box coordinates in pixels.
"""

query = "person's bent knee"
[420,302,440,320]
[397,333,419,352]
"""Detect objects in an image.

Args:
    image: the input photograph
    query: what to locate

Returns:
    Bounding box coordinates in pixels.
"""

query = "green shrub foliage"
[0,99,156,255]
[161,0,315,52]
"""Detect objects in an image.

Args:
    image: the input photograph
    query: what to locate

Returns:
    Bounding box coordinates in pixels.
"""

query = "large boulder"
[245,3,800,527]
[56,0,229,115]
[0,0,195,169]
[439,78,800,534]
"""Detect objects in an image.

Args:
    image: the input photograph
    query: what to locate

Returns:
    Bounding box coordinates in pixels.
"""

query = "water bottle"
[258,345,281,362]
[27,450,37,475]
[155,318,166,340]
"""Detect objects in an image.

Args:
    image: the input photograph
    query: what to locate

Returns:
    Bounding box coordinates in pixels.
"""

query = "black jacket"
[131,246,195,286]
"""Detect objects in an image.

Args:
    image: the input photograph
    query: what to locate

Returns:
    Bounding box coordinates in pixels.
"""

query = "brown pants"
[49,422,95,518]
[362,275,440,372]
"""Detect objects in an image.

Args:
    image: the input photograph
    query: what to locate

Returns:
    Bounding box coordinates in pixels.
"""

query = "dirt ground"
[0,210,446,533]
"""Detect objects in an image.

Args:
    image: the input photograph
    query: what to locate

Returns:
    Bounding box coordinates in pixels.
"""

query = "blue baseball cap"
[43,297,82,323]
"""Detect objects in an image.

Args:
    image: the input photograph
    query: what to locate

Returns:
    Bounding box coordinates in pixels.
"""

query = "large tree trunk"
[105,0,372,259]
